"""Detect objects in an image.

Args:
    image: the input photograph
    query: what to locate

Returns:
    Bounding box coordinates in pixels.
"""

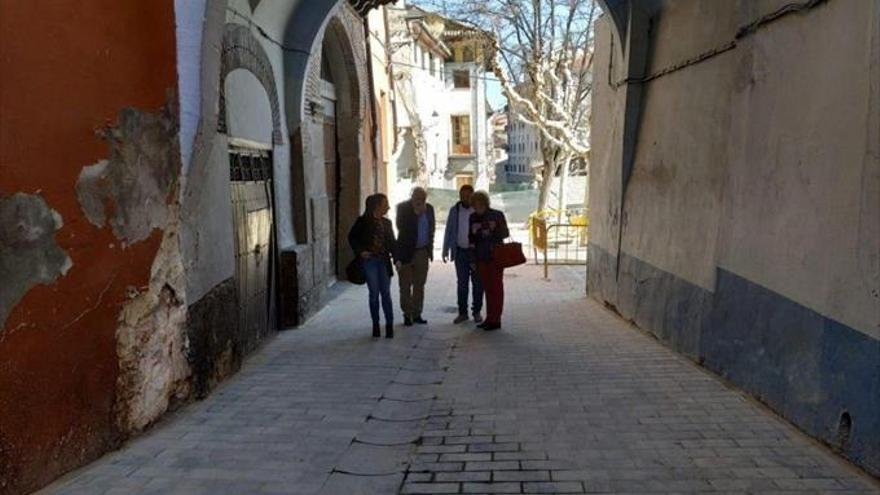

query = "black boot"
[385,323,394,339]
[372,322,381,338]
[404,316,413,326]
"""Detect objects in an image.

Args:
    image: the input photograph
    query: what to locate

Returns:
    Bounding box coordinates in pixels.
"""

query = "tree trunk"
[536,158,556,211]
[556,155,571,223]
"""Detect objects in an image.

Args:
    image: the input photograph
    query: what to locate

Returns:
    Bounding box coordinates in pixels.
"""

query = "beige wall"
[719,0,879,337]
[591,0,879,336]
[589,1,879,474]
[368,7,396,194]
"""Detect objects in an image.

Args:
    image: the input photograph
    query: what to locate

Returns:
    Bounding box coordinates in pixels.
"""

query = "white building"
[488,111,508,187]
[502,110,541,188]
[387,3,492,192]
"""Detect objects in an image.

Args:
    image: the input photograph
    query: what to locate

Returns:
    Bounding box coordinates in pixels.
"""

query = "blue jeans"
[454,247,483,316]
[363,256,393,325]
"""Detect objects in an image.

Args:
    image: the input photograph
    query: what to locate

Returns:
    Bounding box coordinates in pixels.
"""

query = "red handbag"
[492,242,527,269]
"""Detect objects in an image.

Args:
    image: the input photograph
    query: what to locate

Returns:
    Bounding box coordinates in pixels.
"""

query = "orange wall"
[0,2,177,493]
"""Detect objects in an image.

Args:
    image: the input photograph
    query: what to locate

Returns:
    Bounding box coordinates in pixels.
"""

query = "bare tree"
[417,0,596,210]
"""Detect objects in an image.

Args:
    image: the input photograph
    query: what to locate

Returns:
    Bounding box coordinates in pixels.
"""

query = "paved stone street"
[41,263,878,495]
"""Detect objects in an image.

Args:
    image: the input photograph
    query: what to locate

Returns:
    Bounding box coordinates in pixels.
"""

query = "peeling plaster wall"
[114,205,191,433]
[0,2,180,493]
[2,0,375,492]
[72,101,192,435]
[589,0,880,476]
[0,194,72,330]
[76,105,180,245]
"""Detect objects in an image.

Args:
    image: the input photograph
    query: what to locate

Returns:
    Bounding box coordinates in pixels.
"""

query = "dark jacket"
[348,215,396,276]
[469,208,509,262]
[395,200,435,263]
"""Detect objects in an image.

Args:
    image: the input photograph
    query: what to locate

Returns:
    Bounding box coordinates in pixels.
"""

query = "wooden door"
[322,81,339,279]
[229,148,274,351]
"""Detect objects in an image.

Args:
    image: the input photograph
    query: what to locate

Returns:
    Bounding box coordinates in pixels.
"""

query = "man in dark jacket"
[395,187,435,326]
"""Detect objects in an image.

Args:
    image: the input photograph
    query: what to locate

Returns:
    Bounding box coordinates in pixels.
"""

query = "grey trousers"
[398,248,430,318]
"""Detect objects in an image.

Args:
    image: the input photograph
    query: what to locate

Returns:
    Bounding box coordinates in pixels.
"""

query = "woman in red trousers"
[468,191,509,331]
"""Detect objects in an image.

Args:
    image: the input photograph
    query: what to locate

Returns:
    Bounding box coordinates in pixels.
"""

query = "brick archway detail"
[218,23,284,145]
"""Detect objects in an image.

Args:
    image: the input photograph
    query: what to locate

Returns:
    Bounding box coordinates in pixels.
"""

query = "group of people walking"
[348,185,510,339]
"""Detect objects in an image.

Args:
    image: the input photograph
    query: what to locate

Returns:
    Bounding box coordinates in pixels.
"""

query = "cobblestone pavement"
[42,263,879,494]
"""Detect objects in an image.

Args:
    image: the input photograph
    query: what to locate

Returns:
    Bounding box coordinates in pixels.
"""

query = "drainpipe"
[364,13,382,192]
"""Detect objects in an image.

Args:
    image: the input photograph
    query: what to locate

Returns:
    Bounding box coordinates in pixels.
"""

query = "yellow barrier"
[528,209,591,278]
[569,214,589,245]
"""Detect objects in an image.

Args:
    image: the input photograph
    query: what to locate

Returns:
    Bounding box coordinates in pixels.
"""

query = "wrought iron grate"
[229,148,273,182]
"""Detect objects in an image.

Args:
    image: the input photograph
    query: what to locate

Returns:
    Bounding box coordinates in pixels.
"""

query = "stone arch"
[321,17,363,126]
[320,13,365,279]
[218,23,284,145]
[595,0,629,51]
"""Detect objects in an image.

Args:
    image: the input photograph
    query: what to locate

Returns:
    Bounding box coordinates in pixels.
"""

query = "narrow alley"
[41,264,879,495]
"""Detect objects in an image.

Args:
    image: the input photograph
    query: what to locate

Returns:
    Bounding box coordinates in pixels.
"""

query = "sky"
[486,78,506,111]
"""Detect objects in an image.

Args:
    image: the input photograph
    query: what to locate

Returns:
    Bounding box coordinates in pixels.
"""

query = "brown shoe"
[453,314,469,324]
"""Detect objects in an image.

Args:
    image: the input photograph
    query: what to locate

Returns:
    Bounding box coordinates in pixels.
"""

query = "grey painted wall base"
[278,244,333,328]
[587,243,880,477]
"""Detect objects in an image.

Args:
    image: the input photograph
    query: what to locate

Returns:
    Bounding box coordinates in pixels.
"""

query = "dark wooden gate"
[229,147,275,351]
[322,82,340,278]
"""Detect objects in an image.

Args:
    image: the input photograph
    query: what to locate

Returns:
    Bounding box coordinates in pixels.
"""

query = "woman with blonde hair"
[468,191,509,331]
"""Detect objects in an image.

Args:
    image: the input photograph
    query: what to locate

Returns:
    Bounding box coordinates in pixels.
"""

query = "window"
[462,46,475,62]
[453,70,470,89]
[429,53,435,76]
[451,115,471,155]
[455,174,474,189]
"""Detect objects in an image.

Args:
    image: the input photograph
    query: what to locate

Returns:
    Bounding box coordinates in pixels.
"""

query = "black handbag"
[346,258,366,285]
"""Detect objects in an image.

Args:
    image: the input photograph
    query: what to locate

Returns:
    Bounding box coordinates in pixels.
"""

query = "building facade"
[488,111,508,188]
[501,114,541,188]
[0,1,393,493]
[387,3,493,193]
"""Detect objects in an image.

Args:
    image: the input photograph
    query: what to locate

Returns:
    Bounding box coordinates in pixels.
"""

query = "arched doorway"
[321,49,341,278]
[224,69,276,352]
[319,18,362,281]
[218,23,285,351]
